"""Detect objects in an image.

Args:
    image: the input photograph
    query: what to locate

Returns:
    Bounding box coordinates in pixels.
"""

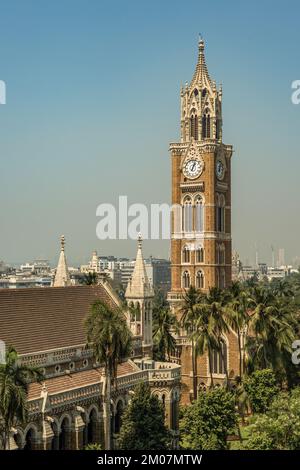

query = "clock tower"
[168,38,236,402]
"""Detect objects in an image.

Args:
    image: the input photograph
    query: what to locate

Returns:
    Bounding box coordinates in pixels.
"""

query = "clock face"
[216,160,225,179]
[183,159,203,179]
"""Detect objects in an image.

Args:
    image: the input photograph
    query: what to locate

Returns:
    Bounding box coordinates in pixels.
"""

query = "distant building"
[277,248,285,267]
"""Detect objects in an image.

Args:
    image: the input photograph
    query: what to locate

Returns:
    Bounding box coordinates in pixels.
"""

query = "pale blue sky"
[0,0,299,266]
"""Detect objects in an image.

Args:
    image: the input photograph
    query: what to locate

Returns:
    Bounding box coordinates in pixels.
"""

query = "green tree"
[246,284,295,376]
[85,300,132,450]
[202,287,230,385]
[0,346,43,450]
[180,387,237,450]
[245,388,300,450]
[191,302,218,387]
[82,272,98,285]
[84,443,102,450]
[226,281,249,377]
[117,382,170,450]
[179,286,201,399]
[243,369,279,414]
[153,306,178,361]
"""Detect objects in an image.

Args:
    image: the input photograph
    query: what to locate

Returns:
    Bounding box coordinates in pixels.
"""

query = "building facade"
[168,39,239,403]
[0,239,180,450]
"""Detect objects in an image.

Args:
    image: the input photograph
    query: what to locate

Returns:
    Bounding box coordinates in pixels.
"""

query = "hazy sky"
[0,0,299,267]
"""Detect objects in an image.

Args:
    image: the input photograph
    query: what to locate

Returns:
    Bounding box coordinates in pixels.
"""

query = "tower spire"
[53,235,71,287]
[191,36,212,88]
[125,233,153,299]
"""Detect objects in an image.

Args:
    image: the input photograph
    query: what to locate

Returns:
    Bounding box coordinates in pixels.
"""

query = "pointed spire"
[191,36,212,88]
[125,233,154,299]
[53,235,71,287]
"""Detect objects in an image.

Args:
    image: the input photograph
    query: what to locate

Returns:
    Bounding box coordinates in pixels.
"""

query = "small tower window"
[196,247,204,263]
[183,196,193,232]
[182,246,190,263]
[195,195,204,232]
[202,111,210,139]
[182,271,190,289]
[190,113,198,140]
[196,270,204,289]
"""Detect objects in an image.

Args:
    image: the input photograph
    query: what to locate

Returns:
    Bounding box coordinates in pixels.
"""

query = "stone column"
[71,412,85,449]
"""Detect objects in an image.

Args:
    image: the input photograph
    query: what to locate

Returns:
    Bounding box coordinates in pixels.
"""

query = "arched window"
[220,245,225,265]
[220,269,226,289]
[115,401,124,434]
[195,195,204,232]
[196,270,204,289]
[216,268,219,288]
[202,108,210,139]
[183,196,193,232]
[216,118,220,140]
[209,342,227,375]
[195,246,204,263]
[190,109,198,140]
[216,194,225,232]
[182,245,190,263]
[182,271,190,289]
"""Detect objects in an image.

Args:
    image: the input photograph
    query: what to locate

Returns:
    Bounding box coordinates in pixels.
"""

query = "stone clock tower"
[168,39,237,402]
[168,37,233,306]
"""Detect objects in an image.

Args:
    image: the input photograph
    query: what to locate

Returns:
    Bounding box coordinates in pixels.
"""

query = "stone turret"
[53,235,71,287]
[125,234,154,357]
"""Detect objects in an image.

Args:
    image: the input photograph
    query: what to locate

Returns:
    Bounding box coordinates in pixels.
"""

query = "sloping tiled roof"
[28,362,137,400]
[0,285,118,355]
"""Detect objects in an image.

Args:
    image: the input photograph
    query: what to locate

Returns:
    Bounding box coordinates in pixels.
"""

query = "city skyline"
[0,0,299,265]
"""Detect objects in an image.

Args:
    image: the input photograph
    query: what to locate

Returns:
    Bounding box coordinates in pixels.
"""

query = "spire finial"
[137,232,142,249]
[60,235,65,252]
[198,34,204,52]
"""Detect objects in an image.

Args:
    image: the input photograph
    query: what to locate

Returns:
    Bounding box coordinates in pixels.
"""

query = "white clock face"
[183,159,203,179]
[216,160,225,179]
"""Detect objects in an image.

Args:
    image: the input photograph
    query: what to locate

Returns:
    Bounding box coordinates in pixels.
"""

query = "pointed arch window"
[195,246,204,263]
[220,269,226,289]
[202,108,211,139]
[216,194,225,232]
[195,195,204,232]
[196,270,204,289]
[182,271,190,289]
[209,342,227,375]
[182,245,190,264]
[190,111,198,140]
[183,196,193,232]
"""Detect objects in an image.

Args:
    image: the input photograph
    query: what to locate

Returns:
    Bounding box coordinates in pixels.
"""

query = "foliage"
[84,443,102,450]
[82,272,98,285]
[85,300,132,381]
[0,346,44,449]
[153,306,178,361]
[243,369,279,414]
[244,387,300,450]
[179,387,237,450]
[117,382,171,450]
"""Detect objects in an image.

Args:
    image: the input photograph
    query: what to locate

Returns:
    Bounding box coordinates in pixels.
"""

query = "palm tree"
[85,300,132,450]
[153,307,178,361]
[82,271,98,285]
[225,282,249,377]
[246,284,295,374]
[191,303,218,387]
[179,286,201,400]
[204,287,231,385]
[0,346,43,450]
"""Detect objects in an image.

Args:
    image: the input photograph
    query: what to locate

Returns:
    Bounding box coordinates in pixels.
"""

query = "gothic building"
[168,38,239,403]
[0,237,180,450]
